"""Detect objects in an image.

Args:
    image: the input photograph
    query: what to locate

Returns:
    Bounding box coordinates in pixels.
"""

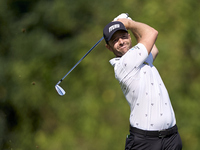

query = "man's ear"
[128,33,131,41]
[105,44,113,52]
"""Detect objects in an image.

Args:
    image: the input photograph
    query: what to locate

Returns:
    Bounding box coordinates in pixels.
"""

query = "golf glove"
[113,13,132,21]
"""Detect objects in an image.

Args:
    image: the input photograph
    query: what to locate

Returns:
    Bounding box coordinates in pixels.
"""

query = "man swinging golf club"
[103,13,182,150]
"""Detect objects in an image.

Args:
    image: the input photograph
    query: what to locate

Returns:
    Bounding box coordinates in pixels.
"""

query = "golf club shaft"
[56,37,104,85]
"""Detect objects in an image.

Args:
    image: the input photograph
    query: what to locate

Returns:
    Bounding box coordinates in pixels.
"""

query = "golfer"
[103,14,182,150]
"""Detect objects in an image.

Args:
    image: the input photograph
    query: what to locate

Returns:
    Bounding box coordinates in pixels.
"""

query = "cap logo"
[109,24,120,33]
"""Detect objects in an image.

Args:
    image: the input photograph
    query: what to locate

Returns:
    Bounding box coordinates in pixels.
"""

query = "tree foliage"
[0,0,200,149]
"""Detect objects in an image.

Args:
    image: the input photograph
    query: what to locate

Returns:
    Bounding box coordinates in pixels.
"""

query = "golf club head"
[55,84,66,96]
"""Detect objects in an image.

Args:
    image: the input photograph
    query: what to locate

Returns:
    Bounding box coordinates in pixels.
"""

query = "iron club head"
[55,84,66,96]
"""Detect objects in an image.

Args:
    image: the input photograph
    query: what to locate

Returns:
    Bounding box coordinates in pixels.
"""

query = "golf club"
[55,37,104,96]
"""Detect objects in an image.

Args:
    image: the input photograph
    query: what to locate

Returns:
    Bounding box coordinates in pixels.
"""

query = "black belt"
[130,125,178,138]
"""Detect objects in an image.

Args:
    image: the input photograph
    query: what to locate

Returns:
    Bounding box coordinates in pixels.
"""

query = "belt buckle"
[158,131,166,138]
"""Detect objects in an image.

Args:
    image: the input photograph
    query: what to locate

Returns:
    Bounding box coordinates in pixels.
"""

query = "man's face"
[106,30,132,57]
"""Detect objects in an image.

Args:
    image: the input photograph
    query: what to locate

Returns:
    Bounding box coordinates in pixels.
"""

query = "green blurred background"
[0,0,200,149]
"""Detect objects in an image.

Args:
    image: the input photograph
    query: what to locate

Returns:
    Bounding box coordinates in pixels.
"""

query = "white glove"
[113,13,132,21]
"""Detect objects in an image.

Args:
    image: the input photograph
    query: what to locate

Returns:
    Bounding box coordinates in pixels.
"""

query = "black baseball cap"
[103,21,128,44]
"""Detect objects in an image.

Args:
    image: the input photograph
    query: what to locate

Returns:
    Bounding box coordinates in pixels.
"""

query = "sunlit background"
[0,0,200,149]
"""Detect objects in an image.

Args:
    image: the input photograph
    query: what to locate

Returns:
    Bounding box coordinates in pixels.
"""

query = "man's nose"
[118,38,123,44]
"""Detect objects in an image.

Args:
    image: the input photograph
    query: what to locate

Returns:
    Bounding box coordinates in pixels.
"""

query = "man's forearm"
[128,21,158,52]
[128,21,155,41]
[117,18,158,54]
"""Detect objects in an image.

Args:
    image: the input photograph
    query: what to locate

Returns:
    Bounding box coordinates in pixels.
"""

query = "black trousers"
[125,125,182,150]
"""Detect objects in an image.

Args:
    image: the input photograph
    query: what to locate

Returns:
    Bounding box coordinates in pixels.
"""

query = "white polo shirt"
[109,43,176,131]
